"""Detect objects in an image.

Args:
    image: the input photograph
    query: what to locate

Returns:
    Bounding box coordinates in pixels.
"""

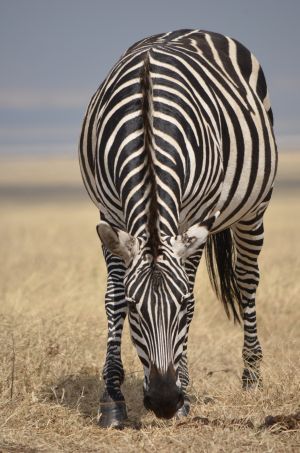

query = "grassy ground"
[0,153,299,452]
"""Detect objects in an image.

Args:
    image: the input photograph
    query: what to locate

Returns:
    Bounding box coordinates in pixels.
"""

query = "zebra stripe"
[79,29,277,422]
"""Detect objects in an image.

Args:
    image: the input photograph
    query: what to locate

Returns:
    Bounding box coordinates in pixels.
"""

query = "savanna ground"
[0,152,299,453]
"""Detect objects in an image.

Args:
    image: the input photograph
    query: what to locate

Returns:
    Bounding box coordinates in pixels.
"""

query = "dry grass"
[0,152,299,452]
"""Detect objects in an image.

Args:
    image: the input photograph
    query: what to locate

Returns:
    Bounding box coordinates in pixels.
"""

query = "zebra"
[79,29,277,427]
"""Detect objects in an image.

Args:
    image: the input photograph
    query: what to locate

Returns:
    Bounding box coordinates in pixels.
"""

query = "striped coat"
[79,29,277,425]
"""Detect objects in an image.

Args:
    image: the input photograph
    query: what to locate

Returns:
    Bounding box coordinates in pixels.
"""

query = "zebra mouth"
[143,390,184,419]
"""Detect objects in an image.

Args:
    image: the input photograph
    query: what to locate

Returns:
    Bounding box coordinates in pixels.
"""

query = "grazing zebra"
[79,29,277,427]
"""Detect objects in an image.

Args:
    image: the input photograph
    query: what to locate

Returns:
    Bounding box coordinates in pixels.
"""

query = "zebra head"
[97,212,219,418]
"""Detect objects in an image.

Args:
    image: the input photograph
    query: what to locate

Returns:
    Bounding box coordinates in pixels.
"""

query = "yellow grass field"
[0,152,299,452]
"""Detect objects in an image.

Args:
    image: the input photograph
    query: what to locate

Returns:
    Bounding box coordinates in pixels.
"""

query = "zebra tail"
[205,229,242,323]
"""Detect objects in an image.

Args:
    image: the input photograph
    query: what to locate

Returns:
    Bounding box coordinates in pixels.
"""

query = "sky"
[0,0,299,156]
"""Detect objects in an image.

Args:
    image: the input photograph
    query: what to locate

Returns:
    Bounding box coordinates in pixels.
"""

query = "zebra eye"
[181,293,192,307]
[127,298,138,313]
[181,299,188,309]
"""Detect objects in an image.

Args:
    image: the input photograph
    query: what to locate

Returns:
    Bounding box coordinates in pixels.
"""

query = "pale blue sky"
[0,0,299,155]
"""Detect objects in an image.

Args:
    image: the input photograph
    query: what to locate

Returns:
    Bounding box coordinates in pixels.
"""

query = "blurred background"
[0,0,299,203]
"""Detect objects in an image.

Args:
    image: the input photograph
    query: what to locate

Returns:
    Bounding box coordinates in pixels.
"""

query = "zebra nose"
[144,389,184,419]
[143,363,184,419]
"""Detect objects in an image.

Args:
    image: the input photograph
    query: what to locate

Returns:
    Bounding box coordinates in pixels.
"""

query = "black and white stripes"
[79,29,277,424]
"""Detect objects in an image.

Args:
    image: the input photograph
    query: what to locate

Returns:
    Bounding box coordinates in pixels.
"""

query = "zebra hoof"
[242,368,262,390]
[98,393,128,428]
[176,397,190,418]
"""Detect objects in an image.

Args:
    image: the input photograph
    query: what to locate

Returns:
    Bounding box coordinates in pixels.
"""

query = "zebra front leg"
[99,249,128,428]
[232,216,265,389]
[176,296,195,418]
[177,249,203,417]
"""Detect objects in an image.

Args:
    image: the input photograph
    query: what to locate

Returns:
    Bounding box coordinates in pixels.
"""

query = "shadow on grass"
[40,372,300,433]
[40,369,146,426]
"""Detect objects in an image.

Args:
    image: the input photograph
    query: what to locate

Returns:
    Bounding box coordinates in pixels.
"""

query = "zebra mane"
[140,51,160,259]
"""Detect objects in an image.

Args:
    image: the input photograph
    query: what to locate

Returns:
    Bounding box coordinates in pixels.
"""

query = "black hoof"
[98,400,128,428]
[98,392,128,428]
[242,368,262,390]
[176,397,190,418]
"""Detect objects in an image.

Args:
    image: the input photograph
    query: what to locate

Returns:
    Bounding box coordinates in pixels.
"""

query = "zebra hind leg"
[232,215,266,390]
[99,249,128,428]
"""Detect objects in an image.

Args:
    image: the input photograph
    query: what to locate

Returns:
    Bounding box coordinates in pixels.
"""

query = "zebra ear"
[96,221,138,266]
[172,211,220,261]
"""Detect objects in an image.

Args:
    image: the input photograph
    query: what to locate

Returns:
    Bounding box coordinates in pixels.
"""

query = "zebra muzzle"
[143,364,184,419]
